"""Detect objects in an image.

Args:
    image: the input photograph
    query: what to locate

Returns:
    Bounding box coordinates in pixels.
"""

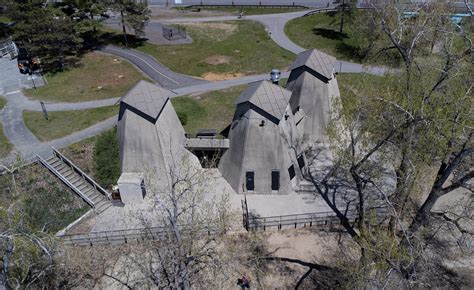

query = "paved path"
[99,45,207,90]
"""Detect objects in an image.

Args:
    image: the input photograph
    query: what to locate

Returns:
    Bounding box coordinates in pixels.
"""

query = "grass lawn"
[23,105,118,142]
[176,6,307,15]
[0,15,11,22]
[24,52,146,102]
[0,125,12,158]
[0,96,6,109]
[137,21,296,80]
[172,85,247,134]
[285,10,369,63]
[0,96,12,158]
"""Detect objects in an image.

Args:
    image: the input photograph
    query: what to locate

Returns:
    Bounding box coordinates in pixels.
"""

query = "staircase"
[37,148,112,214]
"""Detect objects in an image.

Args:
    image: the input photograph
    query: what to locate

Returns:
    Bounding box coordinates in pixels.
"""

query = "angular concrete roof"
[120,80,176,120]
[236,80,291,120]
[290,49,337,80]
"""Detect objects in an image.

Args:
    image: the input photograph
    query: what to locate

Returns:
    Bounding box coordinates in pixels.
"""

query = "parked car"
[17,47,39,75]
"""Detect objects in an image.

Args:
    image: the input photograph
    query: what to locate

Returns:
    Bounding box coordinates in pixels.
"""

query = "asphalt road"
[99,45,207,90]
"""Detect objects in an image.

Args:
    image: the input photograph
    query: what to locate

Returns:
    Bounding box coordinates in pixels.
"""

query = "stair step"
[62,170,75,179]
[78,183,92,192]
[91,194,104,203]
[45,156,57,163]
[54,164,69,172]
[95,202,112,214]
[69,175,82,184]
[49,158,62,167]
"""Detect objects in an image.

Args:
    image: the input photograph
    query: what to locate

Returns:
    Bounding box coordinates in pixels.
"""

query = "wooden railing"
[36,154,95,207]
[52,147,111,200]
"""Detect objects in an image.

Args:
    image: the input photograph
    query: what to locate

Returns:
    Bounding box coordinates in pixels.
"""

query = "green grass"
[0,15,11,22]
[23,105,118,142]
[137,20,296,79]
[0,125,12,158]
[285,10,368,63]
[24,52,146,102]
[171,85,247,134]
[177,6,307,15]
[0,96,6,109]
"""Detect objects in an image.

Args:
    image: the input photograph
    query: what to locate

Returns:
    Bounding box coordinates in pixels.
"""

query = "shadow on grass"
[336,42,364,62]
[82,29,148,50]
[312,27,348,40]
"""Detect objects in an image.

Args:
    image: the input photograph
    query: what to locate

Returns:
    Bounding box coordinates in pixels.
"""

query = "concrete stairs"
[296,179,316,193]
[37,148,112,214]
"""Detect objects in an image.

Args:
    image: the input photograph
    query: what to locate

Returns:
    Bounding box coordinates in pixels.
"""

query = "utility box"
[117,173,146,204]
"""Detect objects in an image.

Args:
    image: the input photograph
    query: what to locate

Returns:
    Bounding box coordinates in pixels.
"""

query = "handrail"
[303,7,338,17]
[245,207,388,230]
[62,223,219,246]
[52,147,111,200]
[36,154,95,207]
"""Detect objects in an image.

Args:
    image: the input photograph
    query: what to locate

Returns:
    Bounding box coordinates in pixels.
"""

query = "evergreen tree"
[12,4,82,72]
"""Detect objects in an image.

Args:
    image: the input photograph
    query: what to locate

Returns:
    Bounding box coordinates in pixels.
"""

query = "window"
[288,165,295,180]
[297,154,305,169]
[246,171,254,191]
[271,170,280,191]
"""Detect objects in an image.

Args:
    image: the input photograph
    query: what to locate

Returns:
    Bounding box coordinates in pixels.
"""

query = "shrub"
[94,127,120,189]
[177,111,188,126]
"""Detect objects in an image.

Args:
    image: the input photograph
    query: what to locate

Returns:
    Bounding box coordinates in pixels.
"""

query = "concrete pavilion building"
[117,80,200,203]
[218,80,305,195]
[286,49,341,145]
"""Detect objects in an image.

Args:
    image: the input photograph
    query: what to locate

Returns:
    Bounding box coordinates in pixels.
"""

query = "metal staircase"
[37,147,112,214]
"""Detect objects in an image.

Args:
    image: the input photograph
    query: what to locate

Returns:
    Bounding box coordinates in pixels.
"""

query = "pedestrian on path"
[237,274,250,289]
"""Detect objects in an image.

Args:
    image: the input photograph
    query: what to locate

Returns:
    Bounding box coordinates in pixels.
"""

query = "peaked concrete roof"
[290,49,337,80]
[236,80,291,120]
[120,80,176,120]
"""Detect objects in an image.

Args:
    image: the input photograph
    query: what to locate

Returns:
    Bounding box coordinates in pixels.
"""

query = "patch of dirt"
[183,22,238,42]
[203,55,232,65]
[202,72,245,81]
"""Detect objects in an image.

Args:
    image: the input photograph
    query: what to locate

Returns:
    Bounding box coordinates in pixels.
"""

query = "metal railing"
[52,147,112,200]
[244,207,388,231]
[36,154,95,207]
[62,224,219,246]
[303,7,338,17]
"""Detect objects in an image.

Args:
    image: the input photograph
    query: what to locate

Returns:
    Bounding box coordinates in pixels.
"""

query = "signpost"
[40,101,48,120]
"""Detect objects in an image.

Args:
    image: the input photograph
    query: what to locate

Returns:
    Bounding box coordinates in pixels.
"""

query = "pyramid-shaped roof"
[120,80,176,120]
[236,81,291,120]
[290,49,337,80]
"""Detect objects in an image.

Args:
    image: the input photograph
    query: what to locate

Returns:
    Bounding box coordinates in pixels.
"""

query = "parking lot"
[0,56,45,95]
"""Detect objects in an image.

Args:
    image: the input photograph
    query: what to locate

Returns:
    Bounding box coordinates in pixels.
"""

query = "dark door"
[246,171,254,191]
[271,171,280,191]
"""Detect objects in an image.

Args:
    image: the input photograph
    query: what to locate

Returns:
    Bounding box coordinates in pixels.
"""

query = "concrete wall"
[287,70,340,145]
[118,100,200,193]
[219,103,303,195]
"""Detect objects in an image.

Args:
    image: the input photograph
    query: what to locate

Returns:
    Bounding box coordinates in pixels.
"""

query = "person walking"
[237,274,250,289]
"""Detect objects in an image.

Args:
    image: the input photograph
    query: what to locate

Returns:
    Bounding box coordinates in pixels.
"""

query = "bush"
[94,127,120,189]
[177,111,188,126]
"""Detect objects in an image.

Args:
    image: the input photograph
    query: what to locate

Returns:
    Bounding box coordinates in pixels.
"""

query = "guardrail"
[303,7,338,17]
[36,154,95,207]
[184,3,308,9]
[62,224,219,246]
[244,207,388,231]
[52,147,111,200]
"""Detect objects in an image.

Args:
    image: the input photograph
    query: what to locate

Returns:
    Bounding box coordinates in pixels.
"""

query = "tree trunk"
[339,0,345,34]
[120,9,128,47]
